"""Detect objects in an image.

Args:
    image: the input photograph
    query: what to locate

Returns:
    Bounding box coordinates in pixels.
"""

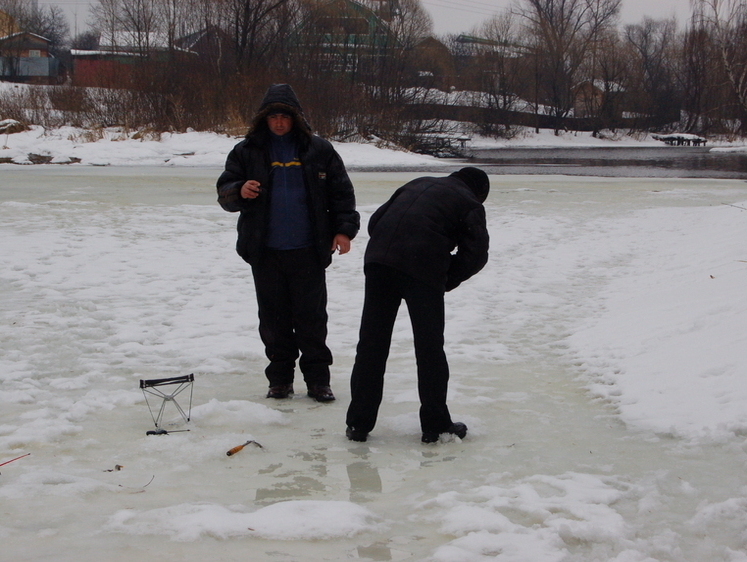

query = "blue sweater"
[266,132,313,250]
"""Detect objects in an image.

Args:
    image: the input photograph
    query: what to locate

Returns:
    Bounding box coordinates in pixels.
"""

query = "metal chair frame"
[139,374,194,432]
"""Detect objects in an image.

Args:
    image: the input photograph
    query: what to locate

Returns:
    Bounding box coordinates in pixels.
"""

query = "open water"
[467,146,747,179]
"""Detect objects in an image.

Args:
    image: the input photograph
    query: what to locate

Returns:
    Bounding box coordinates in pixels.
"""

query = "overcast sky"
[41,0,693,38]
[421,0,693,35]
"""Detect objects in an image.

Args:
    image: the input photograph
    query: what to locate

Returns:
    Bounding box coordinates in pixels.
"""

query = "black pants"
[346,263,453,435]
[251,247,332,387]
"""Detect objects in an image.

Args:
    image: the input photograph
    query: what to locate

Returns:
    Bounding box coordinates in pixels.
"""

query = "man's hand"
[241,180,261,199]
[331,234,351,255]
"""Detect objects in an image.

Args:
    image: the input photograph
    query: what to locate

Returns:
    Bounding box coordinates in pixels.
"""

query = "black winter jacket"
[216,103,359,268]
[365,175,489,291]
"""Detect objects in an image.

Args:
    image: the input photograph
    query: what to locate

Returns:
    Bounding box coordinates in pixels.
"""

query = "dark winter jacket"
[365,175,489,291]
[216,84,359,267]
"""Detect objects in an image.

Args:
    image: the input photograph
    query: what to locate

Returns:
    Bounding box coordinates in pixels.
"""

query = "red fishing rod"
[0,453,30,473]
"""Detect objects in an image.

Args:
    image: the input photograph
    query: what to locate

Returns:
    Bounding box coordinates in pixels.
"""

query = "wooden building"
[0,32,60,84]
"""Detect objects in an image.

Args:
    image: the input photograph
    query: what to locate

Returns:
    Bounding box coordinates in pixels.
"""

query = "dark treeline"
[2,0,747,150]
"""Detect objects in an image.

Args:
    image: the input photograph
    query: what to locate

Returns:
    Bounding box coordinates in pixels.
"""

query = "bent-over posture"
[346,167,489,443]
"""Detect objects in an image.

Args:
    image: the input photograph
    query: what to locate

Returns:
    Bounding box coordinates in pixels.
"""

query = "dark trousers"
[346,263,453,435]
[251,247,332,387]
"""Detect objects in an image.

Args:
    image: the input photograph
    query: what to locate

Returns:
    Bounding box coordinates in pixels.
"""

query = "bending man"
[346,167,489,443]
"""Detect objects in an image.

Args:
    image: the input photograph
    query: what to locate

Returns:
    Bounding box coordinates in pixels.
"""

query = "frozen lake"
[2,166,747,561]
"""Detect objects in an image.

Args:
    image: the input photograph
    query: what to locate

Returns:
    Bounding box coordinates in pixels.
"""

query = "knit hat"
[450,167,490,202]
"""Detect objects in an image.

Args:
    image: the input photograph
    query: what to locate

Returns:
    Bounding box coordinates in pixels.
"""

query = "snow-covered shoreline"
[2,124,745,168]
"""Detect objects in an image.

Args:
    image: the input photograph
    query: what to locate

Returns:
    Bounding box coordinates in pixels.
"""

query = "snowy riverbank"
[2,123,746,168]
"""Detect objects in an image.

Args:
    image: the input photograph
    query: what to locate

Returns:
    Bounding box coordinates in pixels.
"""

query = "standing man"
[217,84,359,402]
[346,167,489,443]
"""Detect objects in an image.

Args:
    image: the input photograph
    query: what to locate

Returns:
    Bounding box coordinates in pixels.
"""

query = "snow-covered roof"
[0,31,51,43]
[70,49,143,57]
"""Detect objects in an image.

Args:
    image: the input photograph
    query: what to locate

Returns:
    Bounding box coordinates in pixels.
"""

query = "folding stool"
[139,374,194,434]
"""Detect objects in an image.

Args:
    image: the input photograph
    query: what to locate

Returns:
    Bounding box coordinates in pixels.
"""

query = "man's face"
[267,113,293,136]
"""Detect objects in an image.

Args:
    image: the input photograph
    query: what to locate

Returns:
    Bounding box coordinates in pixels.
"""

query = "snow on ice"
[1,128,747,561]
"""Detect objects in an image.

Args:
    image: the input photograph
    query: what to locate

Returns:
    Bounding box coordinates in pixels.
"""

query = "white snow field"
[1,162,747,561]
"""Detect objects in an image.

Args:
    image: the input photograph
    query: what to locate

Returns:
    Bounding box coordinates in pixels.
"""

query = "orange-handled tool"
[226,440,263,456]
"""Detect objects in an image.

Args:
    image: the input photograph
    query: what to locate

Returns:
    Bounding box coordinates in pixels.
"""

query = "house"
[290,0,398,75]
[174,25,237,74]
[408,36,455,90]
[71,32,197,88]
[0,31,60,84]
[70,48,144,88]
[572,80,624,120]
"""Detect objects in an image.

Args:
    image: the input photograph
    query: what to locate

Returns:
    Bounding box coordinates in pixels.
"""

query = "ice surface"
[2,163,747,561]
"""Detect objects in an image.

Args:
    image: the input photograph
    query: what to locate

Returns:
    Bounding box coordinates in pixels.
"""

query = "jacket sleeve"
[445,205,489,291]
[324,146,360,240]
[216,143,262,212]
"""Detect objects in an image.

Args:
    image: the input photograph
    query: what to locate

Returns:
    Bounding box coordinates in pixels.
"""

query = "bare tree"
[89,0,120,49]
[518,0,621,132]
[22,5,69,53]
[219,0,296,74]
[372,0,433,103]
[118,0,162,55]
[156,0,192,52]
[590,29,628,129]
[71,30,100,50]
[624,17,680,129]
[0,0,69,50]
[374,0,432,45]
[477,10,523,119]
[693,0,747,134]
[90,0,164,55]
[681,19,714,133]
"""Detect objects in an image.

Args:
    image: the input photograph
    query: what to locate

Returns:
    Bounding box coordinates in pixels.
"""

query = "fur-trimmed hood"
[247,84,313,140]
